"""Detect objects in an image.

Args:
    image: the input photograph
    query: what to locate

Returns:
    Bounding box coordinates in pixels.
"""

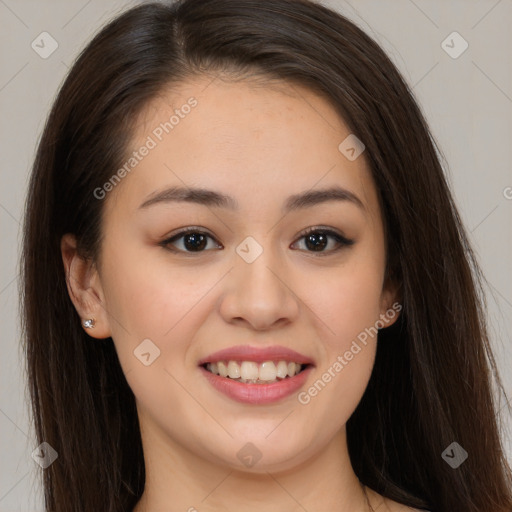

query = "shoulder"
[385,503,428,512]
[381,501,430,512]
[365,487,430,512]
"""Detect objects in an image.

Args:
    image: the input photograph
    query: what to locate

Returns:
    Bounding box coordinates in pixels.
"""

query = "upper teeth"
[206,360,302,381]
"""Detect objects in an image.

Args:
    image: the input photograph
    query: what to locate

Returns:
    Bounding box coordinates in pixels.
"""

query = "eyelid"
[159,225,355,254]
[160,226,222,252]
[295,225,355,246]
[163,225,217,240]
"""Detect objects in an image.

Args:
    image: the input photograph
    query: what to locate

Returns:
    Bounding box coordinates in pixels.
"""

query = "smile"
[200,362,313,404]
[203,360,305,384]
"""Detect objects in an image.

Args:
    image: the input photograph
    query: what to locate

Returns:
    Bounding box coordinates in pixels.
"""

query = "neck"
[133,413,373,512]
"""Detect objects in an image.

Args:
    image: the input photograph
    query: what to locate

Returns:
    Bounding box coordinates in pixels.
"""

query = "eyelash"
[159,226,355,256]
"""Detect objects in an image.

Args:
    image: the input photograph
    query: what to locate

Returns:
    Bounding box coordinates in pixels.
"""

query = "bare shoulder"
[366,487,429,512]
[385,503,428,512]
[385,499,427,512]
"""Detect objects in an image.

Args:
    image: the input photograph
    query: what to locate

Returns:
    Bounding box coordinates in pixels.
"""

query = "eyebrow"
[138,185,365,213]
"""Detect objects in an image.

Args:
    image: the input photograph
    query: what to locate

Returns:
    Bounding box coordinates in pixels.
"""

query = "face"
[68,75,398,473]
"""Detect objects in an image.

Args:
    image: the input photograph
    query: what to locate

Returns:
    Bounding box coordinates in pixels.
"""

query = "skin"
[61,75,420,511]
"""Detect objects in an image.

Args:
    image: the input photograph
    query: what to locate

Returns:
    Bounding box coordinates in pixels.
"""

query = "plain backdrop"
[1,0,511,510]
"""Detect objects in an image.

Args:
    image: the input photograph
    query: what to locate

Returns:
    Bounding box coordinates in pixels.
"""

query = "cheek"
[314,256,385,350]
[301,246,384,410]
[321,279,381,390]
[297,268,381,431]
[100,250,219,423]
[100,243,217,369]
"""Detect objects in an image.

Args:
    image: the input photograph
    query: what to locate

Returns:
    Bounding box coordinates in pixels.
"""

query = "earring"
[83,318,95,329]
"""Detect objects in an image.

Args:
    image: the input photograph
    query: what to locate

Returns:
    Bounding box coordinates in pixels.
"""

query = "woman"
[21,0,512,511]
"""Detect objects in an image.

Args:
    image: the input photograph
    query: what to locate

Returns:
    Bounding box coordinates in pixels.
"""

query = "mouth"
[197,345,315,404]
[199,354,314,404]
[201,360,313,384]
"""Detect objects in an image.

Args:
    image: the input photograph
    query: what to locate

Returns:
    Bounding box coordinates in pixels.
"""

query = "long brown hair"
[21,1,512,511]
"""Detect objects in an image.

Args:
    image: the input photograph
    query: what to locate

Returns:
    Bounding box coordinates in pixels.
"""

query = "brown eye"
[292,227,354,255]
[159,226,354,256]
[160,228,222,253]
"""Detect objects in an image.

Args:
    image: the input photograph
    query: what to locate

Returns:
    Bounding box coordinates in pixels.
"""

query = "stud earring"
[83,319,95,329]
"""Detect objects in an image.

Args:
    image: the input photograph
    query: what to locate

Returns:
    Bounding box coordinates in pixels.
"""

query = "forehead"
[104,75,380,221]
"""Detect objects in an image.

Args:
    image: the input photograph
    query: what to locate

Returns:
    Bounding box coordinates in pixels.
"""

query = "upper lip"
[198,345,315,366]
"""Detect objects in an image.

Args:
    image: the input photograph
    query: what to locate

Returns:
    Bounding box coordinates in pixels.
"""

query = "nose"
[218,241,300,331]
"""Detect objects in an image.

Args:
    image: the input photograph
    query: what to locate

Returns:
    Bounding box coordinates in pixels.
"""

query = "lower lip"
[200,365,313,404]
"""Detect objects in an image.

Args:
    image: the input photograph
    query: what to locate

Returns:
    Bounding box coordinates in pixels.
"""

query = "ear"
[61,233,112,339]
[378,274,402,329]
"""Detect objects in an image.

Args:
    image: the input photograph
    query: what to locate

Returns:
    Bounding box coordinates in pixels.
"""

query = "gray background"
[1,0,511,509]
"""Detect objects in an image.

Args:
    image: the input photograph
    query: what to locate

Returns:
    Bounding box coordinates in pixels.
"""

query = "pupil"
[306,232,327,251]
[184,233,207,251]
